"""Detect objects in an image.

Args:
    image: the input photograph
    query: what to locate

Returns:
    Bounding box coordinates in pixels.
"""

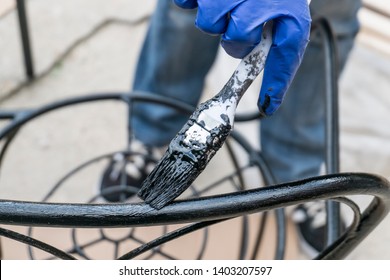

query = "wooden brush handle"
[204,21,273,127]
[227,21,273,100]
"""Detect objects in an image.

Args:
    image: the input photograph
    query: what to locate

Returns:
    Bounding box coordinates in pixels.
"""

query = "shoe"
[292,201,345,258]
[98,140,158,203]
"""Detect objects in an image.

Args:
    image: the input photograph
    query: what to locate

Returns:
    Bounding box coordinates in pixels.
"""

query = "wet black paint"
[138,104,232,210]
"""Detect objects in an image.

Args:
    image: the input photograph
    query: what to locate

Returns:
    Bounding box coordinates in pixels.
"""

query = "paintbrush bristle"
[137,150,200,209]
[138,109,232,209]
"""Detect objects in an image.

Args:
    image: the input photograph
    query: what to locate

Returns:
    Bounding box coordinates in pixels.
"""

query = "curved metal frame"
[1,17,389,260]
[0,92,389,260]
[0,92,285,259]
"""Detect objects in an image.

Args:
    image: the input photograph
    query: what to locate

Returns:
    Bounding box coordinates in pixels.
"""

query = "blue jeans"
[132,0,361,184]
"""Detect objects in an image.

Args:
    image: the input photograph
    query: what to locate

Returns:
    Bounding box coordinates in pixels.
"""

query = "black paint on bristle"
[138,153,198,209]
[138,108,232,210]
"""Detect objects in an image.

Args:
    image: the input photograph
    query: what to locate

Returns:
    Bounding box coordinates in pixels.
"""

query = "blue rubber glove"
[174,0,311,115]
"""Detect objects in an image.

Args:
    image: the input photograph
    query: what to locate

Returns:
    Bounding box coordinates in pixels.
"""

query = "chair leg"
[315,18,342,244]
[16,0,34,79]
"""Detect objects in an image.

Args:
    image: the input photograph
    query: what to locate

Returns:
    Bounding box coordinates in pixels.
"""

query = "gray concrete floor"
[1,1,390,260]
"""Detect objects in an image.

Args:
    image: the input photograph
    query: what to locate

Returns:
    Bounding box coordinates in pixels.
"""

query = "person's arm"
[174,0,311,115]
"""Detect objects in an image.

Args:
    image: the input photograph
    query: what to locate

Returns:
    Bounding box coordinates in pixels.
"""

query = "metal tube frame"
[16,0,34,79]
[0,92,389,260]
[0,92,287,259]
[0,17,389,260]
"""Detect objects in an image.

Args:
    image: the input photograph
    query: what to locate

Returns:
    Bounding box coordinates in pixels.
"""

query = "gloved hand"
[174,0,311,115]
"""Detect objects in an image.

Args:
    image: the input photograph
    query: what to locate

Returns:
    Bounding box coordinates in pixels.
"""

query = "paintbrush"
[138,22,273,209]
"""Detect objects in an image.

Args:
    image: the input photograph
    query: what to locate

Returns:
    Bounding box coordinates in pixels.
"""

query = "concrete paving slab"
[0,0,155,99]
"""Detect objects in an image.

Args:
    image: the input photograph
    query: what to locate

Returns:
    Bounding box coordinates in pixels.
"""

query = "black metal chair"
[1,12,389,260]
[0,87,389,260]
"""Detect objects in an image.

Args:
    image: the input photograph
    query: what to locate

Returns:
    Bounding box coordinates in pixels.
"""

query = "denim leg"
[131,0,220,147]
[132,0,362,184]
[260,0,362,183]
